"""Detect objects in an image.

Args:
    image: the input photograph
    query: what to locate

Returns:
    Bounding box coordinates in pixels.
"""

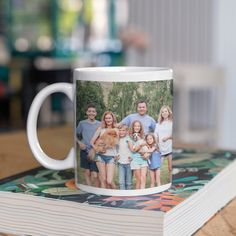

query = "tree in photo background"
[107,80,173,122]
[76,81,106,124]
[142,80,173,120]
[107,82,142,122]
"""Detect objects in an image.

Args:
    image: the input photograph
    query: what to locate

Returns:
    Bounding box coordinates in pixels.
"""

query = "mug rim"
[74,66,172,82]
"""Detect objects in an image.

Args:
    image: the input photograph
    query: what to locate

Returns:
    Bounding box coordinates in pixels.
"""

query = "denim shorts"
[95,154,115,164]
[130,161,148,170]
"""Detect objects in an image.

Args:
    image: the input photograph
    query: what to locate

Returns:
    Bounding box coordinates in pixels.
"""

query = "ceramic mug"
[27,67,173,196]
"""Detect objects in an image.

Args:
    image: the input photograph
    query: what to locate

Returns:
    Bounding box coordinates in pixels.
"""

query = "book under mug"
[0,148,236,236]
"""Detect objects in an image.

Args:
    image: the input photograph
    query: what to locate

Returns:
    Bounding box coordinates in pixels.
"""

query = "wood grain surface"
[0,125,73,179]
[0,125,235,236]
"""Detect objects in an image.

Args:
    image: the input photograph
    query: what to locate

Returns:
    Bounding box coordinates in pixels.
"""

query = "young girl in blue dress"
[144,133,162,187]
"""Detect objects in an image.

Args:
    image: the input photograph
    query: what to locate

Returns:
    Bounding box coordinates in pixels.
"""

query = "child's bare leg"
[134,169,141,189]
[140,167,147,189]
[167,154,173,182]
[149,170,155,188]
[96,162,107,188]
[155,168,161,186]
[91,171,100,187]
[106,163,116,189]
[84,169,92,186]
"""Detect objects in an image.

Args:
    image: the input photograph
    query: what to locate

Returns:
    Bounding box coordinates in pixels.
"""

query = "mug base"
[76,183,171,196]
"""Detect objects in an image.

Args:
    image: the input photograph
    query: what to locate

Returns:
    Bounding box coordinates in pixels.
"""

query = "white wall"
[213,0,236,149]
[126,0,213,66]
[126,0,236,149]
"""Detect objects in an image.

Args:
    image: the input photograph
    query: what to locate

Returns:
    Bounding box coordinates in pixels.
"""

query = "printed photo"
[76,80,173,190]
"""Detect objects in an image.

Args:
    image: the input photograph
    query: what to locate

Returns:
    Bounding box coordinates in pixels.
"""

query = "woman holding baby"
[91,111,118,189]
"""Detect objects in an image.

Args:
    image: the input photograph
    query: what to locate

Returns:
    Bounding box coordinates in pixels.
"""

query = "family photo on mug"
[76,79,173,191]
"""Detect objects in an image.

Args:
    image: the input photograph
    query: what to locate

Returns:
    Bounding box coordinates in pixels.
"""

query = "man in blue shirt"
[76,104,101,187]
[121,101,156,134]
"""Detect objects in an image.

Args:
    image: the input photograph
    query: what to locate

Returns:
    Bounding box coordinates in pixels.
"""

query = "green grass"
[160,158,169,184]
[77,150,170,189]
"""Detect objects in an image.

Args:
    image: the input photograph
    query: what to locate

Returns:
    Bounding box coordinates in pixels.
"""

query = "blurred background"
[0,0,235,149]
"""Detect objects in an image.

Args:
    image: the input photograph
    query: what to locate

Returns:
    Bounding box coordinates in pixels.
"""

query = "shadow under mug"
[27,67,173,196]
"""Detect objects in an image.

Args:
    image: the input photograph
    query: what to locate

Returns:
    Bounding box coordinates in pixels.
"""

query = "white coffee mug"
[27,67,173,196]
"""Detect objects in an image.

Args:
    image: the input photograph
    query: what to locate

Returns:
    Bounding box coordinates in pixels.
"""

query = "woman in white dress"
[154,105,173,182]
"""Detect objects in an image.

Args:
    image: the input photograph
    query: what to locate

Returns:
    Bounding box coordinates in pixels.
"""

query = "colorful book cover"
[0,148,235,213]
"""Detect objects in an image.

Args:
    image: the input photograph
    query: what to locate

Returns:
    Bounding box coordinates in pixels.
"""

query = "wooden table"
[0,125,235,236]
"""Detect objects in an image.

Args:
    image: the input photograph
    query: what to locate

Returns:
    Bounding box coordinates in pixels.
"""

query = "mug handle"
[27,83,74,170]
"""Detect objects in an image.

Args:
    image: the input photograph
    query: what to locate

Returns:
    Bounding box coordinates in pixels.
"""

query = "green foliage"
[76,81,106,124]
[142,80,173,120]
[107,82,142,122]
[76,80,173,125]
[107,80,173,122]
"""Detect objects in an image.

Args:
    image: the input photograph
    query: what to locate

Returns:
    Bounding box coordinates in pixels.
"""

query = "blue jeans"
[118,163,132,190]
